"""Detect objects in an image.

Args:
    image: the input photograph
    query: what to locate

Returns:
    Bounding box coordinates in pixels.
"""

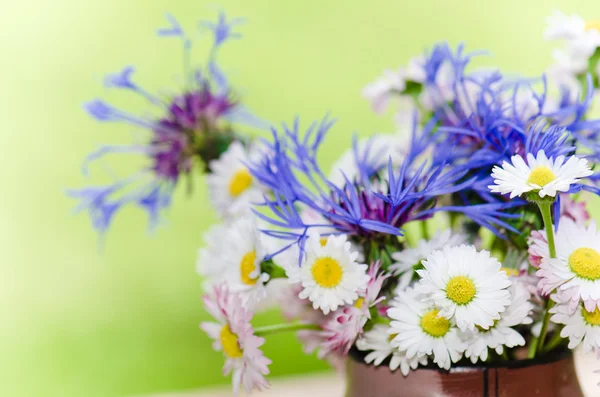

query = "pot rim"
[348,345,573,372]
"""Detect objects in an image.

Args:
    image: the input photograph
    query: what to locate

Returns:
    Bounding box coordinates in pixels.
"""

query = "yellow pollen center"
[388,333,398,342]
[240,250,258,285]
[446,276,476,305]
[582,307,600,326]
[586,20,600,31]
[228,168,253,197]
[527,166,556,187]
[569,248,600,280]
[220,325,243,358]
[354,297,365,309]
[420,309,451,338]
[311,257,343,288]
[501,267,520,277]
[319,237,328,246]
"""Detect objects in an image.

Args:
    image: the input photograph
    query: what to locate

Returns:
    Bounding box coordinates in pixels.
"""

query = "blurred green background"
[4,0,600,396]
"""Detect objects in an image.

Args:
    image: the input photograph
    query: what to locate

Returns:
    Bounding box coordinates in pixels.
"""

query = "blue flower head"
[70,12,263,235]
[249,115,519,261]
[416,44,600,210]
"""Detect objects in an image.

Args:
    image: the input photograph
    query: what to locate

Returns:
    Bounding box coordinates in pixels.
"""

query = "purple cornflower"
[69,12,263,234]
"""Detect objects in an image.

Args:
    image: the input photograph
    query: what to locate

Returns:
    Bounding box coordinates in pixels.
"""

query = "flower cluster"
[73,8,600,396]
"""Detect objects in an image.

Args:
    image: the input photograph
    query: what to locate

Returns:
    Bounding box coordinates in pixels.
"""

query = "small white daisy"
[388,287,467,370]
[206,141,265,218]
[464,283,534,363]
[284,232,369,315]
[390,229,467,276]
[356,324,427,375]
[200,284,271,395]
[488,150,593,199]
[417,245,512,332]
[197,215,270,307]
[363,68,406,114]
[537,218,600,313]
[550,292,600,355]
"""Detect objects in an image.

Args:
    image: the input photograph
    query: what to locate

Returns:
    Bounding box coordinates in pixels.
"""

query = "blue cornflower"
[69,13,263,234]
[249,115,519,261]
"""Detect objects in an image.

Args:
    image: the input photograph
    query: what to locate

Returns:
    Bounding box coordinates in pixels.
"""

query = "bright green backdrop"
[4,1,600,396]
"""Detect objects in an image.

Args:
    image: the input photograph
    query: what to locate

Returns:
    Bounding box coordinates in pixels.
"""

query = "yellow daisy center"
[446,276,476,305]
[319,237,328,246]
[220,324,243,358]
[586,20,600,31]
[527,166,556,187]
[311,257,343,288]
[569,247,600,280]
[228,168,253,197]
[388,333,398,342]
[354,297,365,309]
[240,250,258,285]
[582,307,600,326]
[420,309,451,338]
[500,267,520,277]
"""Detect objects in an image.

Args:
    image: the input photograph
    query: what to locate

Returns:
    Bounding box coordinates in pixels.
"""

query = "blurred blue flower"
[70,12,263,234]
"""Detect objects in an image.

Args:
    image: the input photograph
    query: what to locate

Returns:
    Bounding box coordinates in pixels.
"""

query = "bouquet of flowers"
[72,10,600,396]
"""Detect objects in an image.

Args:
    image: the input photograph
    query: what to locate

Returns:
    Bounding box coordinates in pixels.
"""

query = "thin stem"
[531,201,557,358]
[544,329,564,352]
[254,322,320,337]
[421,220,429,240]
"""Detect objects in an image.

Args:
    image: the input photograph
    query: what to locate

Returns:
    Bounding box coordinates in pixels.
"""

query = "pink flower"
[528,230,547,268]
[200,284,271,395]
[560,194,590,224]
[317,262,390,357]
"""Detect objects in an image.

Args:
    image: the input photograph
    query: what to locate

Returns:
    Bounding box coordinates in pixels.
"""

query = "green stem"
[544,329,564,352]
[254,322,320,337]
[530,201,557,358]
[421,220,429,240]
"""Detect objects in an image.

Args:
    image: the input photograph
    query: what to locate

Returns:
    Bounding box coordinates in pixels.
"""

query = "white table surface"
[137,349,600,397]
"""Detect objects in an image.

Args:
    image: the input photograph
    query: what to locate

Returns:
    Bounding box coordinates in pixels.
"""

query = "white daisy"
[488,150,593,199]
[464,283,534,363]
[197,215,270,307]
[328,135,406,188]
[284,232,369,315]
[356,324,427,375]
[417,245,512,332]
[206,140,265,218]
[537,219,600,313]
[363,68,406,114]
[550,292,600,355]
[390,229,467,276]
[388,287,467,370]
[545,11,586,41]
[200,284,271,394]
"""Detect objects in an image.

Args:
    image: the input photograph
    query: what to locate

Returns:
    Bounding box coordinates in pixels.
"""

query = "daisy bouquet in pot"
[197,12,600,395]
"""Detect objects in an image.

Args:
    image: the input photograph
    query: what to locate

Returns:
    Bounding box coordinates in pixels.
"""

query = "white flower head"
[489,150,593,199]
[550,292,600,355]
[417,245,512,332]
[464,283,534,363]
[197,215,270,307]
[545,11,586,41]
[390,229,468,276]
[200,285,271,394]
[537,219,600,313]
[207,141,265,218]
[388,287,467,370]
[356,324,427,375]
[363,68,406,114]
[285,232,369,315]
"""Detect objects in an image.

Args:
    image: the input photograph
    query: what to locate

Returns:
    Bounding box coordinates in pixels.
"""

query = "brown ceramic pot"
[346,348,583,397]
